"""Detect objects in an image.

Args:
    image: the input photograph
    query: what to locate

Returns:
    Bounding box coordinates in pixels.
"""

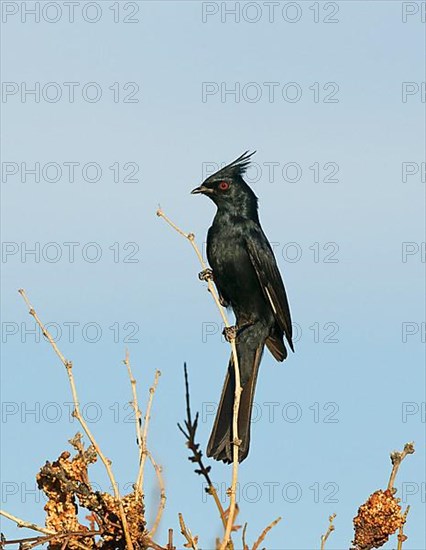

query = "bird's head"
[191,151,258,218]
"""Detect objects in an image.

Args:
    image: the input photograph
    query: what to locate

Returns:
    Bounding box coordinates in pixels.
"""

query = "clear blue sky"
[1,1,425,549]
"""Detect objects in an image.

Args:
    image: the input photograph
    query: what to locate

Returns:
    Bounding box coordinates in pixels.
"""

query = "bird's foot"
[222,321,256,342]
[223,325,238,342]
[198,268,213,282]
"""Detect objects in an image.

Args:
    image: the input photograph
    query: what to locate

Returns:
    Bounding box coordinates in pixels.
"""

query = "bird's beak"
[191,185,210,195]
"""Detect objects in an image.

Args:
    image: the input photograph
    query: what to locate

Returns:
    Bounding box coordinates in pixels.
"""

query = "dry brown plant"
[0,275,417,550]
[352,442,415,550]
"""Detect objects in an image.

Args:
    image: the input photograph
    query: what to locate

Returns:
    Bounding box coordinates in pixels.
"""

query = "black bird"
[191,151,294,463]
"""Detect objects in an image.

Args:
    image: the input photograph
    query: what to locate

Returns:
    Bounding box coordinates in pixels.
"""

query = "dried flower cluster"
[352,489,405,550]
[36,434,146,549]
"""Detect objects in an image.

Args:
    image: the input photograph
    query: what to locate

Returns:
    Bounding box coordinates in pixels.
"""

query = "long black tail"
[207,339,264,463]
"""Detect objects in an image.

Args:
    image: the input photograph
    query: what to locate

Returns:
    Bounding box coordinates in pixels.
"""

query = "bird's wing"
[245,223,294,351]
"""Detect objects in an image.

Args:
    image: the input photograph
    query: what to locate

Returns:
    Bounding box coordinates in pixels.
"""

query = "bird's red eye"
[219,181,229,191]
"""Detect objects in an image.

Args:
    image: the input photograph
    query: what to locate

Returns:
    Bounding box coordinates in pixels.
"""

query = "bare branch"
[123,349,144,493]
[137,369,161,495]
[397,506,410,550]
[0,516,98,550]
[123,350,165,539]
[177,363,227,530]
[242,523,248,550]
[18,289,134,550]
[167,528,175,550]
[0,510,54,536]
[388,442,415,492]
[252,516,282,550]
[147,450,166,538]
[320,514,336,550]
[157,209,241,550]
[178,513,198,550]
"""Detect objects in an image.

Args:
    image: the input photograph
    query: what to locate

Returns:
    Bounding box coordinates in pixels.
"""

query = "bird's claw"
[223,326,238,342]
[223,320,256,342]
[198,268,213,282]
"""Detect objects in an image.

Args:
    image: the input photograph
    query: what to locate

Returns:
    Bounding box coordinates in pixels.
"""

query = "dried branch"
[0,530,101,550]
[0,510,54,536]
[147,450,166,538]
[156,209,234,335]
[397,506,410,550]
[137,369,161,495]
[123,349,144,495]
[320,514,336,550]
[18,289,134,550]
[252,516,282,550]
[242,523,248,550]
[178,514,198,550]
[167,528,175,550]
[177,363,227,530]
[222,377,242,550]
[123,350,165,538]
[157,208,241,550]
[387,442,415,492]
[144,539,168,550]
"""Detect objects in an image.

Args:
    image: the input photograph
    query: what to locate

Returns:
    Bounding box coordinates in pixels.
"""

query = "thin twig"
[223,362,242,550]
[137,369,161,495]
[156,208,233,332]
[397,506,410,550]
[167,528,175,550]
[177,363,227,530]
[145,538,168,550]
[18,289,134,550]
[0,520,99,550]
[320,514,336,550]
[387,443,415,492]
[252,516,282,550]
[123,349,144,496]
[123,350,165,537]
[0,510,53,536]
[157,209,241,550]
[242,523,248,550]
[22,531,99,550]
[178,513,198,550]
[147,450,167,538]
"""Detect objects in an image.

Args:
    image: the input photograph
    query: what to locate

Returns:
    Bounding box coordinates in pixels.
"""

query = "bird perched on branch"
[191,151,294,463]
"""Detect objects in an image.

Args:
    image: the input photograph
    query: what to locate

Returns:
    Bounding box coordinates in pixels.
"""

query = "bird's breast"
[207,223,269,320]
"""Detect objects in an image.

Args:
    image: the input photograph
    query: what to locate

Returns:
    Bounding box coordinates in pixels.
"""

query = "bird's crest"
[208,151,256,181]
